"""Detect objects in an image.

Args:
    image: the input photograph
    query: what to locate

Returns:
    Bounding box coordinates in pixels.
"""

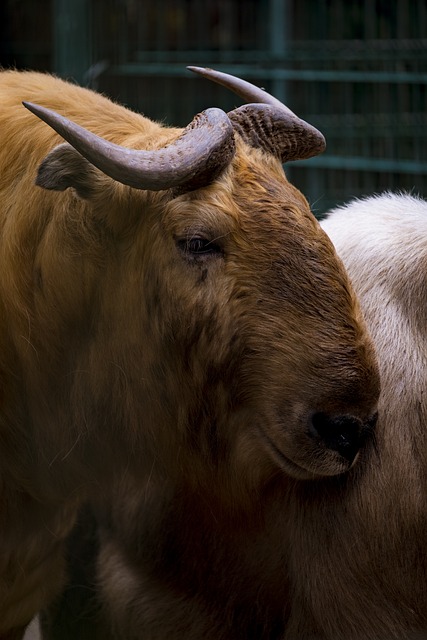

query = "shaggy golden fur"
[0,70,378,636]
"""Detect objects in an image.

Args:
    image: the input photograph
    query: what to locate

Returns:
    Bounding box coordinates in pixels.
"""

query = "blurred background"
[1,0,426,216]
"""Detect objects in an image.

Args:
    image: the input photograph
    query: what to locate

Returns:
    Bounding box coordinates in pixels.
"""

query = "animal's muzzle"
[310,411,378,463]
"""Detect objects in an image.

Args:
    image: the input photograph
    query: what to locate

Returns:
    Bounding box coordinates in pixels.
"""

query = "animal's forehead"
[165,166,312,238]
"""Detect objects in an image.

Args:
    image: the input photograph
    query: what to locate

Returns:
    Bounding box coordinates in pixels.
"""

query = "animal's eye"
[176,236,222,259]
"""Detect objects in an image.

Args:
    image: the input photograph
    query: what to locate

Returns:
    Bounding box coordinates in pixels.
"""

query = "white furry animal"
[321,191,427,411]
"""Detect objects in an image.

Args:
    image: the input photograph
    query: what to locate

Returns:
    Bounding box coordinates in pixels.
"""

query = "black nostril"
[310,412,364,463]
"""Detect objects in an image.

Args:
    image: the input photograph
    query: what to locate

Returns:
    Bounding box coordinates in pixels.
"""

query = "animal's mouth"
[257,426,320,480]
[256,424,353,480]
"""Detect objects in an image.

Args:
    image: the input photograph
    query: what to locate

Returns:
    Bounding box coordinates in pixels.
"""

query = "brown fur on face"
[78,193,427,640]
[0,70,378,634]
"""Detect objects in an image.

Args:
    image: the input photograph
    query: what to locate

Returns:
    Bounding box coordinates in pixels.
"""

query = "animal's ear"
[36,143,104,200]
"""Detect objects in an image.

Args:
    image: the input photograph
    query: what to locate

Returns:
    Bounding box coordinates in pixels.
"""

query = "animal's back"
[322,192,427,408]
[0,70,176,189]
[321,192,427,293]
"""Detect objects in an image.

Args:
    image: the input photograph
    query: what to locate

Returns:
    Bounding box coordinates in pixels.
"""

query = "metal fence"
[3,0,427,216]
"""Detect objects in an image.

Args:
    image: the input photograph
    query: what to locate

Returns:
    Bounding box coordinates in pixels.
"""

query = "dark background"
[2,0,426,216]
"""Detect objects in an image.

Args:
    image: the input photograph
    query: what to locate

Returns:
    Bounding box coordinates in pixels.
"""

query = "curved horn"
[187,66,294,114]
[23,102,236,192]
[187,66,325,163]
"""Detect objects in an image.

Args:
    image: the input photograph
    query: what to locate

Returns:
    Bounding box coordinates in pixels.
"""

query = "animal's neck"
[106,473,292,628]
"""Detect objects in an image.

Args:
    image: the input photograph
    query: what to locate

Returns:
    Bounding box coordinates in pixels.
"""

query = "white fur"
[321,191,427,400]
[321,191,427,523]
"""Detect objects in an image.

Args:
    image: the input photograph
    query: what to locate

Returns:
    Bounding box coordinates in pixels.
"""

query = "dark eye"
[177,236,222,259]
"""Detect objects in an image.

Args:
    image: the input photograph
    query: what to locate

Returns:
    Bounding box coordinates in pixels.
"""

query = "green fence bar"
[53,0,92,84]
